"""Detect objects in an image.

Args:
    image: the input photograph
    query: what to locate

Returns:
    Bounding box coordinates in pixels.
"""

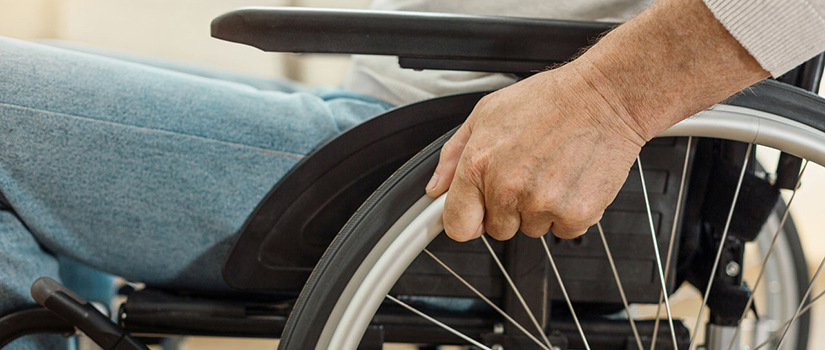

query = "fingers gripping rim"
[281,81,825,350]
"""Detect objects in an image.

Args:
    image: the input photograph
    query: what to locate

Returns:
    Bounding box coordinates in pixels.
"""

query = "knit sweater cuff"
[703,0,825,77]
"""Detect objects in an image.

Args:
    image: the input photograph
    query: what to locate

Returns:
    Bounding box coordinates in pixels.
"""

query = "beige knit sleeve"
[703,0,825,76]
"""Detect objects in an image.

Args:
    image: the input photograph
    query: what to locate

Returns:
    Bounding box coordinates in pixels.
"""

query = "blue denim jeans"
[0,37,393,349]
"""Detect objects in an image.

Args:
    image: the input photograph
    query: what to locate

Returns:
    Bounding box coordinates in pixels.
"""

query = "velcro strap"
[701,159,780,241]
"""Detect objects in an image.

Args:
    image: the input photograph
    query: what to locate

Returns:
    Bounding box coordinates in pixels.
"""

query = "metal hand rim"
[318,104,825,349]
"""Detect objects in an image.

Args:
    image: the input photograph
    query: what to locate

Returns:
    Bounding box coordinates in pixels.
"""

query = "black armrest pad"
[211,7,615,68]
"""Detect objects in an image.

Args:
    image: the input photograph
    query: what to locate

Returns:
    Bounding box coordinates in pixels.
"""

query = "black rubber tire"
[278,125,453,350]
[279,79,817,350]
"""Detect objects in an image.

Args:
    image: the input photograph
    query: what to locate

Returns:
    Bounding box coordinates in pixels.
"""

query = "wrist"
[565,57,656,143]
[559,0,769,142]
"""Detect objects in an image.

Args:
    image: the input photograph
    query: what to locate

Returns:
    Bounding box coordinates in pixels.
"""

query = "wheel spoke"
[726,160,809,350]
[386,295,492,350]
[752,288,825,349]
[651,136,692,350]
[422,249,552,350]
[687,143,753,350]
[597,222,644,350]
[774,256,824,349]
[481,235,553,348]
[540,237,591,350]
[637,156,681,350]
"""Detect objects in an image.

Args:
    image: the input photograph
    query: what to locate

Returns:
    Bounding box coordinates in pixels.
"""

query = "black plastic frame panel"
[223,93,484,291]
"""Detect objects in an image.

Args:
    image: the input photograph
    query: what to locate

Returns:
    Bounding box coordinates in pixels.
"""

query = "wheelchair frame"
[1,7,823,350]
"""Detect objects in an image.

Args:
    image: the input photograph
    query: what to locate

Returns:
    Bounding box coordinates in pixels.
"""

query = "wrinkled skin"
[426,67,645,241]
[425,0,769,242]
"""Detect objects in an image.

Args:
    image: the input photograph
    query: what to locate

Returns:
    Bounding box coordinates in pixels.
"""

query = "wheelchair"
[1,7,824,350]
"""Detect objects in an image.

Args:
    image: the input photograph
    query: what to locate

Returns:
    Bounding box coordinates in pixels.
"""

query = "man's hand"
[426,0,769,241]
[425,65,646,241]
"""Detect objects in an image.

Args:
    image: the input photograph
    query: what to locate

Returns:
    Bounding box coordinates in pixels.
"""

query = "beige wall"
[787,163,825,266]
[0,0,58,39]
[53,0,292,78]
[0,0,369,83]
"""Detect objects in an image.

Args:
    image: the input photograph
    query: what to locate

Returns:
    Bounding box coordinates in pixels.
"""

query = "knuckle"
[443,220,476,243]
[484,220,518,241]
[476,94,496,108]
[441,137,462,155]
[564,207,592,225]
[467,150,490,170]
[445,229,473,242]
[552,227,588,240]
[493,185,520,208]
[524,193,558,214]
[490,175,527,206]
[560,201,600,225]
[461,151,490,182]
[552,207,602,239]
[486,228,517,241]
[442,200,482,243]
[521,226,549,238]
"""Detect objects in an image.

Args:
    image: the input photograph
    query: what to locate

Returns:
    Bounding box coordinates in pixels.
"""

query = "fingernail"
[426,173,439,192]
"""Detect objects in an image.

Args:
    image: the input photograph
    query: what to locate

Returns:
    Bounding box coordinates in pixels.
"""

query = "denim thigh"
[0,35,392,309]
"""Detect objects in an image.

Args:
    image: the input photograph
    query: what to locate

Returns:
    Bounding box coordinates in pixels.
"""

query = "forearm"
[565,0,770,141]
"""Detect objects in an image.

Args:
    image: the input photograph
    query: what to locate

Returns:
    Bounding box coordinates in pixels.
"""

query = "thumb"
[426,123,472,198]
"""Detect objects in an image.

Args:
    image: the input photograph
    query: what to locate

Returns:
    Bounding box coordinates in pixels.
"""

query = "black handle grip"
[31,277,148,350]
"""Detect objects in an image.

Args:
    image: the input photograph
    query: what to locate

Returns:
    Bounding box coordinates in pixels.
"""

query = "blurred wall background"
[0,0,370,85]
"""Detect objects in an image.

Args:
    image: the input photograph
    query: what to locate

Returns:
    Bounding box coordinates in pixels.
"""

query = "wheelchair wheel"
[279,81,823,350]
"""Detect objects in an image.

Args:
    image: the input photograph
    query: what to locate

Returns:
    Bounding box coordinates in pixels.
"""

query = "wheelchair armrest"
[211,7,616,73]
